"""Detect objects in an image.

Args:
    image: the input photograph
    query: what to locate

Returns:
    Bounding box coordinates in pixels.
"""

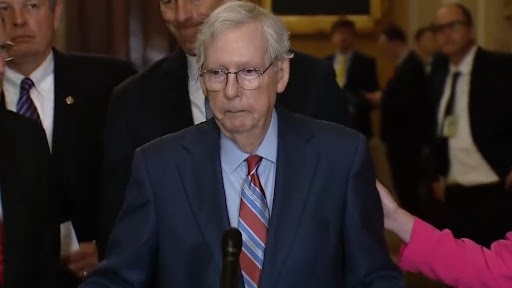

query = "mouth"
[11,35,34,42]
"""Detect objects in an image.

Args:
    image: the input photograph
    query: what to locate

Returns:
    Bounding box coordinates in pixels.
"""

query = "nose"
[8,6,26,28]
[224,73,239,100]
[174,1,194,24]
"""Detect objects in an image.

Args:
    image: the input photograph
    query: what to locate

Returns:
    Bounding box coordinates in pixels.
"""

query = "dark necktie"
[438,71,461,175]
[239,155,269,287]
[16,77,40,121]
[442,71,461,121]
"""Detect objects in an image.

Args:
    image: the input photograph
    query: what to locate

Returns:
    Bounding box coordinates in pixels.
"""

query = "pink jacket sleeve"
[398,218,512,288]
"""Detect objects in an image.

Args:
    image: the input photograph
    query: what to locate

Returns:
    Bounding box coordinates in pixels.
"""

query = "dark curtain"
[64,0,175,68]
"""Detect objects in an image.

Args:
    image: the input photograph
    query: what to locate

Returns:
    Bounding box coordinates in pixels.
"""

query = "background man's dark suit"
[0,109,59,288]
[42,50,136,286]
[325,51,379,137]
[431,48,512,246]
[381,51,433,217]
[84,111,403,288]
[98,49,349,256]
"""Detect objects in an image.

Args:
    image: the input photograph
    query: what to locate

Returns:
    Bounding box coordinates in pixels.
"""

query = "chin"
[220,120,255,135]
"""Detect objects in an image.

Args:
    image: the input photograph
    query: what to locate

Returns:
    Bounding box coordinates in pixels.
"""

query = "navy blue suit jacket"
[83,110,403,288]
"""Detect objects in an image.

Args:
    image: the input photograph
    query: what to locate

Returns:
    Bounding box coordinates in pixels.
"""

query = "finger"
[68,250,87,263]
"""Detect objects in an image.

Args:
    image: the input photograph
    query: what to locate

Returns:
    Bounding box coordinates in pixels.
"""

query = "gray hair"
[195,1,293,69]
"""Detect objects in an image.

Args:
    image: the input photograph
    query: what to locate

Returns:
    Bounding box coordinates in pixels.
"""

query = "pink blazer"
[399,218,512,288]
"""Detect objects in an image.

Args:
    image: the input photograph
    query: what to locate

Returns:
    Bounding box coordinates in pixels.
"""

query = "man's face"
[331,27,355,53]
[433,5,474,58]
[417,30,437,57]
[0,0,61,64]
[160,0,224,55]
[202,22,289,139]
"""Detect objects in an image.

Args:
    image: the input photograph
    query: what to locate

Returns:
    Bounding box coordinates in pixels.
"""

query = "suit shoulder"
[136,121,213,160]
[353,51,376,64]
[59,52,136,72]
[479,49,512,64]
[291,50,330,68]
[113,56,173,96]
[284,111,362,147]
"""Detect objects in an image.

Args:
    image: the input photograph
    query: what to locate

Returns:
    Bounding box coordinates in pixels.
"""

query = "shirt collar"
[221,109,278,174]
[450,45,477,75]
[5,51,54,91]
[186,54,200,83]
[334,50,353,62]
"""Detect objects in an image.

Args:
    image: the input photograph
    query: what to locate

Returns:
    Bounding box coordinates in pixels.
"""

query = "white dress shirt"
[437,46,499,185]
[4,52,55,149]
[187,55,207,124]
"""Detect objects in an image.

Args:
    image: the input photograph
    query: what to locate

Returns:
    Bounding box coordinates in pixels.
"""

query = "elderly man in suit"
[0,17,59,287]
[430,3,512,248]
[82,2,403,287]
[0,0,137,285]
[99,0,349,257]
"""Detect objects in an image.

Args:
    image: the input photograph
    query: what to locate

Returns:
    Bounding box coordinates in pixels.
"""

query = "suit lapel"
[159,49,194,129]
[468,48,484,134]
[177,120,230,273]
[52,50,76,153]
[259,111,318,288]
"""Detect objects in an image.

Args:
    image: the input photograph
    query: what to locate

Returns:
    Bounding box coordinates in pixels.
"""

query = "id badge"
[442,115,457,138]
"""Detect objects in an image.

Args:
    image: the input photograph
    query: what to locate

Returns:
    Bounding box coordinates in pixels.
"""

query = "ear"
[53,0,63,30]
[275,58,290,93]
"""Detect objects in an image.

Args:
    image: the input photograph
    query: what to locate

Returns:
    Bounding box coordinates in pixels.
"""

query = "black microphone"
[221,228,242,288]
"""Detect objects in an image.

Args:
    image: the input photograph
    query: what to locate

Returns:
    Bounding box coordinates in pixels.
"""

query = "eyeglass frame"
[199,61,275,92]
[431,20,468,34]
[0,41,14,62]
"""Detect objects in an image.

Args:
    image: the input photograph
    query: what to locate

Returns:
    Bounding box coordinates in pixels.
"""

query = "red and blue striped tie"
[16,77,40,121]
[239,155,269,288]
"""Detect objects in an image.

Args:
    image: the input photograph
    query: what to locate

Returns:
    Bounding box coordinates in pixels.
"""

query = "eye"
[26,2,39,9]
[239,68,259,78]
[161,0,175,5]
[0,4,10,12]
[204,69,226,81]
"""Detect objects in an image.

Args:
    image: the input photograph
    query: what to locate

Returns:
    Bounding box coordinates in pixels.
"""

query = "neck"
[415,49,430,63]
[450,44,474,66]
[337,48,352,55]
[220,117,271,154]
[396,46,409,63]
[8,50,51,77]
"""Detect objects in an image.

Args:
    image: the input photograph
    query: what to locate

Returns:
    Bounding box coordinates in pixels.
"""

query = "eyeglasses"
[0,41,14,62]
[199,61,274,92]
[432,20,467,34]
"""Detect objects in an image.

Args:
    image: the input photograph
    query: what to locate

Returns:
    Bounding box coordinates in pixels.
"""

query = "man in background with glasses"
[0,17,60,287]
[99,0,350,258]
[82,2,403,287]
[430,2,512,248]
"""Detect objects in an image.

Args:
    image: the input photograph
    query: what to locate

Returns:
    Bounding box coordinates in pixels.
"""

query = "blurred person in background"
[325,18,380,138]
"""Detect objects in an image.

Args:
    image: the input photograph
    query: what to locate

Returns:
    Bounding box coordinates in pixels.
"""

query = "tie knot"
[452,71,461,80]
[246,155,262,175]
[20,77,35,93]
